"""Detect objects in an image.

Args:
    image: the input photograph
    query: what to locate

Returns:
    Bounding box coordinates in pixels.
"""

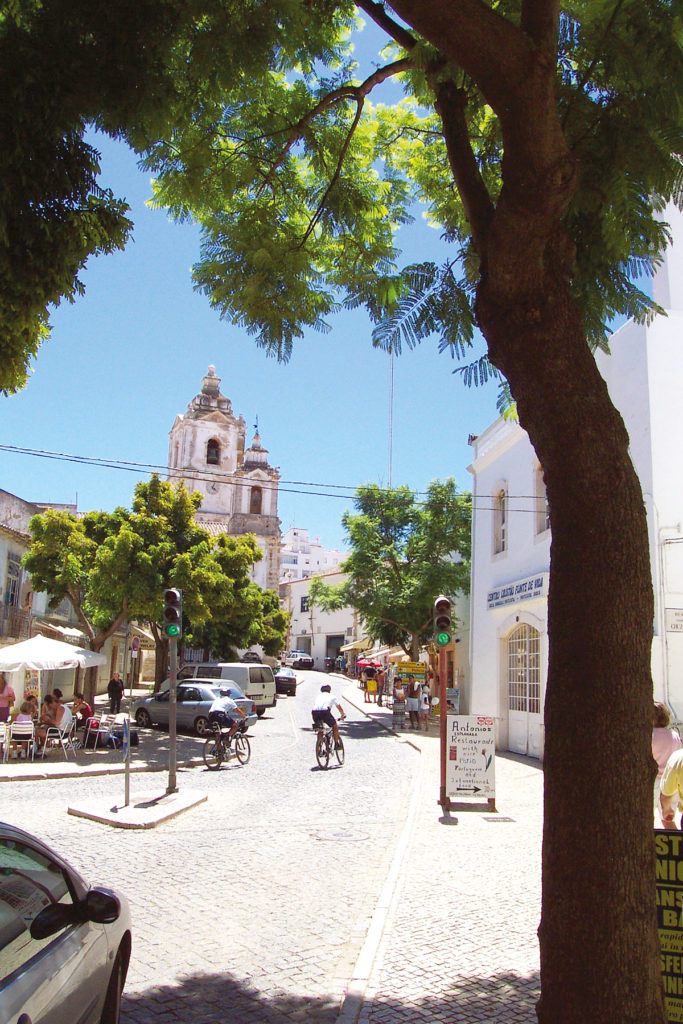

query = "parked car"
[133,680,257,736]
[177,662,276,717]
[0,820,132,1024]
[274,666,298,697]
[241,651,262,663]
[285,650,314,669]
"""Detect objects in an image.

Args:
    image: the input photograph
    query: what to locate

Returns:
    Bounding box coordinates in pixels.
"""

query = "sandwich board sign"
[446,715,495,801]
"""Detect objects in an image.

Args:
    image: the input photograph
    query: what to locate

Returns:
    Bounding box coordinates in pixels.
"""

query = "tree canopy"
[6,0,683,1018]
[310,480,471,658]
[22,475,287,692]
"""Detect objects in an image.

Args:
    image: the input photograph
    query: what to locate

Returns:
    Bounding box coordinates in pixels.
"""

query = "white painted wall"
[469,204,683,751]
[279,571,355,670]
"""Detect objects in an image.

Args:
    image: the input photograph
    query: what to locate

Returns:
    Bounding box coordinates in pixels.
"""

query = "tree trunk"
[153,631,169,690]
[477,249,665,1021]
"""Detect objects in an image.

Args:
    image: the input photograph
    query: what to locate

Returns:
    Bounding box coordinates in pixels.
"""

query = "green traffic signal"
[163,588,183,640]
[436,631,451,646]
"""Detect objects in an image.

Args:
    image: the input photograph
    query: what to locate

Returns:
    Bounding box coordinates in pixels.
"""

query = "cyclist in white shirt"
[208,689,246,741]
[311,684,346,748]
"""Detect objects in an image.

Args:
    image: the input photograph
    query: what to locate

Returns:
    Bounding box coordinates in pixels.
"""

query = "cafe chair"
[84,714,114,750]
[41,724,74,760]
[5,721,35,762]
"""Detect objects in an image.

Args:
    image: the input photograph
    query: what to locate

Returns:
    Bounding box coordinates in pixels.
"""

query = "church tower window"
[207,439,220,465]
[250,487,262,514]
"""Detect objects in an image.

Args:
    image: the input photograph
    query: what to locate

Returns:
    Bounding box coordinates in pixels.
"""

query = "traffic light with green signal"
[163,588,183,639]
[433,594,452,646]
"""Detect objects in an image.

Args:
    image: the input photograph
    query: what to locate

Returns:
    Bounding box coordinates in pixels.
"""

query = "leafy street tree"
[309,481,471,660]
[141,7,680,1020]
[188,536,289,661]
[22,476,286,697]
[0,0,297,393]
[5,1,682,1018]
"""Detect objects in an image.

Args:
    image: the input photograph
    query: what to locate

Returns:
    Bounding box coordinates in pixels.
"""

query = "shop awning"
[340,637,373,653]
[36,621,87,641]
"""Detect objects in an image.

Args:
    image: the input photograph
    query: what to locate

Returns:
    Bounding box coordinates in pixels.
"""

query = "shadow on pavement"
[496,750,545,771]
[121,967,540,1023]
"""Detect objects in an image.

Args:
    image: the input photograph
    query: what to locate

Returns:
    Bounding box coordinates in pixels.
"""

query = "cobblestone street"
[1,674,543,1023]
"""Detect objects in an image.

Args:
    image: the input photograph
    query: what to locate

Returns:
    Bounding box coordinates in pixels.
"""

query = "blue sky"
[0,56,500,553]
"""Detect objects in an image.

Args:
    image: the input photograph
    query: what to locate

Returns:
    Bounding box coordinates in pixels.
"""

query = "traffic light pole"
[167,636,178,794]
[438,646,451,810]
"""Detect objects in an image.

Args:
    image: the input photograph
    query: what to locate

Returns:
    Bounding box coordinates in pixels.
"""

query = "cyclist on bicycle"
[311,683,346,748]
[208,688,247,741]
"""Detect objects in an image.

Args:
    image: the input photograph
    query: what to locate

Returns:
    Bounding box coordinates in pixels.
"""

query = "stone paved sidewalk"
[338,680,543,1024]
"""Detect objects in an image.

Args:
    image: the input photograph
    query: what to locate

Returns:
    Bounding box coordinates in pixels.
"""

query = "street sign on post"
[123,717,130,807]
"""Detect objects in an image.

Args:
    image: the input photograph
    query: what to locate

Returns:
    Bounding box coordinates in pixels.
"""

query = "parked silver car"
[284,650,314,669]
[0,821,132,1024]
[133,680,257,736]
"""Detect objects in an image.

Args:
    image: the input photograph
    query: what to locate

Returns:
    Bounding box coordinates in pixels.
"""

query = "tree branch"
[298,94,366,247]
[521,0,561,50]
[386,0,535,116]
[432,79,494,254]
[356,0,419,52]
[258,58,414,198]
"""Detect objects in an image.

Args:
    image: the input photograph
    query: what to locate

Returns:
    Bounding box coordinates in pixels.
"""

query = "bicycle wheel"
[334,736,345,766]
[315,732,330,769]
[203,735,223,770]
[234,733,251,765]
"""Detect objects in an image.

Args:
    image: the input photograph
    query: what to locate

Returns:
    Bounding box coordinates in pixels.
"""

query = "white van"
[178,662,276,716]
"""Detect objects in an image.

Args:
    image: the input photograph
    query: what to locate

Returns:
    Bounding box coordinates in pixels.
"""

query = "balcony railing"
[0,606,31,639]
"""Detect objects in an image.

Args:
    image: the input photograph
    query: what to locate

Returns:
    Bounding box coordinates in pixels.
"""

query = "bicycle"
[314,722,344,769]
[203,721,251,770]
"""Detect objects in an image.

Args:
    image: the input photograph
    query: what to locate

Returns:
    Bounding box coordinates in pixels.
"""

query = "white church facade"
[167,367,281,590]
[468,206,683,759]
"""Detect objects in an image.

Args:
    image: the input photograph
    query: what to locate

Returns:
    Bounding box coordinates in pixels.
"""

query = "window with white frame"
[494,487,507,554]
[300,596,309,612]
[535,464,550,535]
[507,624,541,713]
[4,554,20,607]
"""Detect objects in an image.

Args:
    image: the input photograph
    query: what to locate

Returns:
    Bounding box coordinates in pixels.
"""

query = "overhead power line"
[0,442,546,513]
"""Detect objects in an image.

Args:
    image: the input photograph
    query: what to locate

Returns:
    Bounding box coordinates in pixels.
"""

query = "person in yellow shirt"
[660,748,683,827]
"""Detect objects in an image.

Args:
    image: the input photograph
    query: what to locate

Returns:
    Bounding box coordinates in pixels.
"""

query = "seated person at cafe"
[52,687,64,704]
[36,694,73,745]
[10,701,34,726]
[6,701,35,758]
[72,692,93,727]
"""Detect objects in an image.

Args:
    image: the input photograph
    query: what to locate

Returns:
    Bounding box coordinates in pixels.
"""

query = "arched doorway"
[506,623,542,757]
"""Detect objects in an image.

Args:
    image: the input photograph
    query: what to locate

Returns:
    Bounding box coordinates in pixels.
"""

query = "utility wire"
[0,442,546,512]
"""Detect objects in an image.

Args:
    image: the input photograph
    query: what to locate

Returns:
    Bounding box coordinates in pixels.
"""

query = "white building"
[167,366,281,590]
[279,570,358,669]
[279,527,347,582]
[468,206,683,758]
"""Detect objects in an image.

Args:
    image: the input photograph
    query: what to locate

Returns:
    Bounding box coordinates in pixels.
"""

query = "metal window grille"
[507,624,541,713]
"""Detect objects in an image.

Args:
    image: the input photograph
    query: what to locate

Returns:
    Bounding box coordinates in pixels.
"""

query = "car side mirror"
[85,888,121,924]
[29,888,120,940]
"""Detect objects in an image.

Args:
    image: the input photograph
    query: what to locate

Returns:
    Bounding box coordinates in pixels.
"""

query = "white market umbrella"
[0,633,106,672]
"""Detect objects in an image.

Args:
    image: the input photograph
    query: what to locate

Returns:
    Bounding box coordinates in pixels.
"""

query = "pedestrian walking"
[653,701,682,825]
[365,667,378,704]
[406,674,421,729]
[376,666,386,707]
[0,673,16,723]
[107,672,124,715]
[420,682,431,731]
[392,676,406,730]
